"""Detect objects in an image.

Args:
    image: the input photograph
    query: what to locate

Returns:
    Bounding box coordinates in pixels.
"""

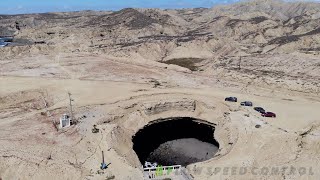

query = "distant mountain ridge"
[0,0,319,93]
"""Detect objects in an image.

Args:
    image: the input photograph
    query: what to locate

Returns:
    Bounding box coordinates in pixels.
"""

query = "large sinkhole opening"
[132,117,219,166]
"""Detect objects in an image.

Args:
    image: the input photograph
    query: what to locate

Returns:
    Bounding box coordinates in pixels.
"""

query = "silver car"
[241,101,253,106]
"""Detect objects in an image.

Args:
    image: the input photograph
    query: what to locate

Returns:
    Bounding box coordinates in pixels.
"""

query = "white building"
[60,114,71,128]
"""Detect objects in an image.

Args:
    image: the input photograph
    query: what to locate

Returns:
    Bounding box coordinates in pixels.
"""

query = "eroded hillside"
[0,0,320,94]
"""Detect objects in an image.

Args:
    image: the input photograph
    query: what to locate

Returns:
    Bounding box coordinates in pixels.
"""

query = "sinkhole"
[132,117,219,166]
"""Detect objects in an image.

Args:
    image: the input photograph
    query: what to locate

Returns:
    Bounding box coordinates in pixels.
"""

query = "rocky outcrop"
[142,99,196,115]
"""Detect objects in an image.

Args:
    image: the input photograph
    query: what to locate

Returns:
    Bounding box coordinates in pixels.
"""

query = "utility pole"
[68,92,74,124]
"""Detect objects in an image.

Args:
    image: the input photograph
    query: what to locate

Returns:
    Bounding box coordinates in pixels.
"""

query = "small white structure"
[144,161,158,169]
[60,114,71,128]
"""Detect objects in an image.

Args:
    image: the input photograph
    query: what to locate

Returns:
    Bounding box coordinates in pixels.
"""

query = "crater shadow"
[132,117,219,166]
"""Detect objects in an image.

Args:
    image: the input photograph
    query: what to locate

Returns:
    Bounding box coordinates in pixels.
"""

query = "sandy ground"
[0,53,320,180]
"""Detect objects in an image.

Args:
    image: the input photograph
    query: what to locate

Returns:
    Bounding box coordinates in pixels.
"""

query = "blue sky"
[0,0,242,14]
[1,0,319,14]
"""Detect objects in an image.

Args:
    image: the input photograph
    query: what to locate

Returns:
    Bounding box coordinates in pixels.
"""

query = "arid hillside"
[1,0,320,94]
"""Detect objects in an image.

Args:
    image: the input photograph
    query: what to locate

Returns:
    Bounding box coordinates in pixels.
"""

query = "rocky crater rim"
[102,95,237,167]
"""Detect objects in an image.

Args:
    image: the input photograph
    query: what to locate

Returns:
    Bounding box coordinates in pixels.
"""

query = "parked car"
[262,112,276,118]
[254,107,265,113]
[240,101,253,106]
[225,97,237,102]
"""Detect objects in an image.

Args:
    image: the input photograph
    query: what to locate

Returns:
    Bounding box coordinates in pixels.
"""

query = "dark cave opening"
[132,117,219,166]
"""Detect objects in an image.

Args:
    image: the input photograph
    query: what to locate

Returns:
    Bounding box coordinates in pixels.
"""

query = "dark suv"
[254,107,265,113]
[225,97,237,102]
[262,112,276,118]
[241,101,253,106]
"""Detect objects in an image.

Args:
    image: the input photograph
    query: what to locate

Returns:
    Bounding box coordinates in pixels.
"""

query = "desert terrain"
[0,0,320,179]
